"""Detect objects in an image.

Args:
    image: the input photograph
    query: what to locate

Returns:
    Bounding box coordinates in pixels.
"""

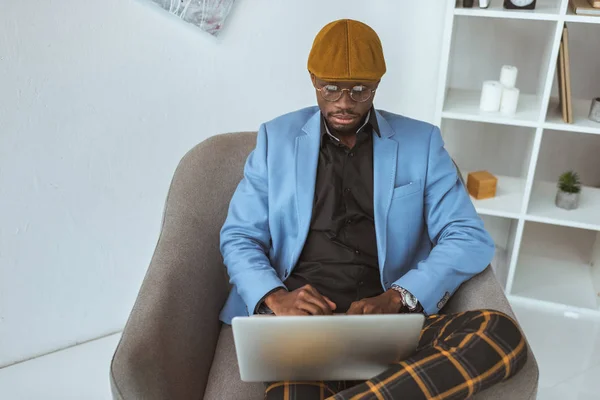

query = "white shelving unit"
[435,0,600,317]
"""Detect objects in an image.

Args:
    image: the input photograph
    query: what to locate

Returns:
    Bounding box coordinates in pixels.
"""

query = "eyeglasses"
[315,83,376,103]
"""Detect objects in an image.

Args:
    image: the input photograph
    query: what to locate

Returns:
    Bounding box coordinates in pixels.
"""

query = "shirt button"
[344,188,351,194]
[349,152,355,157]
[354,249,360,255]
[358,281,364,286]
[346,219,352,225]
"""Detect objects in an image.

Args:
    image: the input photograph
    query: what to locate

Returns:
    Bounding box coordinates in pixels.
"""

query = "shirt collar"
[321,107,381,145]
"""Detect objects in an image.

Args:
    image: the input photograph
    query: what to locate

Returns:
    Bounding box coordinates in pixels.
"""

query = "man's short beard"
[328,120,361,136]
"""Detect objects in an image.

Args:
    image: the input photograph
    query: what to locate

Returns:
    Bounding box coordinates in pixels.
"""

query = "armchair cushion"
[203,325,264,400]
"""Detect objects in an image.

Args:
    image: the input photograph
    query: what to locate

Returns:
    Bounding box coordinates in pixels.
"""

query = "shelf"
[454,3,560,21]
[512,253,599,311]
[545,97,600,135]
[527,181,600,231]
[442,88,541,127]
[565,8,600,24]
[438,0,600,320]
[464,174,525,218]
[509,294,600,319]
[511,222,600,312]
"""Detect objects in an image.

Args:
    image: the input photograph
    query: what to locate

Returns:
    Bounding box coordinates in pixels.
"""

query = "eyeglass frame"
[313,81,378,103]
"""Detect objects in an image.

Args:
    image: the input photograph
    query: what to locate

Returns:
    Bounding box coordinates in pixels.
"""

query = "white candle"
[500,87,520,115]
[480,81,503,112]
[500,65,518,88]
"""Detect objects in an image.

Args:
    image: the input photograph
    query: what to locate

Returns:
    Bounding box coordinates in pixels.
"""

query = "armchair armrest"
[110,133,256,399]
[443,265,513,316]
[444,266,539,400]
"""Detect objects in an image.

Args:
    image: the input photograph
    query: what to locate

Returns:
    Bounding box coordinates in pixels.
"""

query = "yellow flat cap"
[308,19,386,82]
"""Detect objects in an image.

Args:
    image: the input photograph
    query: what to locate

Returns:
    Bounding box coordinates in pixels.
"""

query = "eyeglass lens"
[321,85,372,102]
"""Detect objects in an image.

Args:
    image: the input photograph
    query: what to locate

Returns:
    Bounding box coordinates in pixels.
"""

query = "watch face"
[510,0,535,6]
[404,292,418,309]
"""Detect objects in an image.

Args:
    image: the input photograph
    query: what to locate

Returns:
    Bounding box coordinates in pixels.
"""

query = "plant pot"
[555,190,580,210]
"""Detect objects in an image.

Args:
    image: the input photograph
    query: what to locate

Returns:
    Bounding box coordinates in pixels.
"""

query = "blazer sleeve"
[220,124,286,314]
[392,126,495,315]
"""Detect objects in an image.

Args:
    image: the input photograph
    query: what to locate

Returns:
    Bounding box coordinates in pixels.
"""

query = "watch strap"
[391,285,423,313]
[257,302,274,315]
[253,286,286,315]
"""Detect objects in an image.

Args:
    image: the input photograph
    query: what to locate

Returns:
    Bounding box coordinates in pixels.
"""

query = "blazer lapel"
[373,111,398,272]
[292,110,322,266]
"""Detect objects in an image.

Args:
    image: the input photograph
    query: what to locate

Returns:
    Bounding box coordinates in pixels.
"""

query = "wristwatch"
[257,302,274,315]
[391,285,423,313]
[255,287,286,315]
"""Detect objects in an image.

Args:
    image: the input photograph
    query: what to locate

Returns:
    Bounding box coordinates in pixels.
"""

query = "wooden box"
[467,171,497,200]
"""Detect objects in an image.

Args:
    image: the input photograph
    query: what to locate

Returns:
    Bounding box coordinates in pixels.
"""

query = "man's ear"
[310,73,317,86]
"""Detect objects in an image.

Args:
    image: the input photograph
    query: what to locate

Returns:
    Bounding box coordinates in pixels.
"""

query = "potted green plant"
[555,170,581,210]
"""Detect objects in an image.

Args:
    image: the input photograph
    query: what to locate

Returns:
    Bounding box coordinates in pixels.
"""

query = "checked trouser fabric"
[265,310,528,400]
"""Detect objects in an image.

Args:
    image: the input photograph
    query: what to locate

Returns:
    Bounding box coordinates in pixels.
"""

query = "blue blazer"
[219,107,494,323]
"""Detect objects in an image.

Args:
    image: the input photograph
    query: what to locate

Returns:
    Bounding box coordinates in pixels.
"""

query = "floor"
[510,299,600,400]
[1,301,599,399]
[0,334,120,400]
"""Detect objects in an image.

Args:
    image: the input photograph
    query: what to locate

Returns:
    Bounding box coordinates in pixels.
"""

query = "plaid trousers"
[265,309,528,400]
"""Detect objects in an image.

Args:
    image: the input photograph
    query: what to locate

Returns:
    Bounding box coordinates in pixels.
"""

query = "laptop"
[231,313,425,382]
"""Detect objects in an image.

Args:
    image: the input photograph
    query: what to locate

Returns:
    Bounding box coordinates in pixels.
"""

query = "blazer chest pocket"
[392,179,422,199]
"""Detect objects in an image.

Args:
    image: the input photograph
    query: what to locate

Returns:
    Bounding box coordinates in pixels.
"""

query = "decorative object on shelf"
[504,0,537,10]
[563,26,573,122]
[500,65,518,88]
[479,0,491,8]
[467,171,498,200]
[479,65,521,115]
[143,0,236,36]
[589,97,600,122]
[555,171,581,210]
[557,35,567,121]
[589,0,600,8]
[480,81,503,112]
[498,65,520,115]
[556,25,574,123]
[501,87,520,115]
[571,0,600,15]
[463,0,475,7]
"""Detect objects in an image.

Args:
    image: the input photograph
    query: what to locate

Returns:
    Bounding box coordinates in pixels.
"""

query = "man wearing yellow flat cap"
[220,19,527,399]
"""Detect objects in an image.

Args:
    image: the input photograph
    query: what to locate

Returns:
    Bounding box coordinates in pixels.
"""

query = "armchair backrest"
[177,132,468,293]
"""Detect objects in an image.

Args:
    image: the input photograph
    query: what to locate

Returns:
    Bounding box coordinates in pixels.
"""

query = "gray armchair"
[110,132,539,400]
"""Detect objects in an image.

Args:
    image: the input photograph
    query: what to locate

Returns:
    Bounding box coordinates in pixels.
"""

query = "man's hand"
[347,289,404,315]
[264,285,337,316]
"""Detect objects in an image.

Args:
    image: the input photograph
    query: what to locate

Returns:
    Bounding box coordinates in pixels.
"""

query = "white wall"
[592,233,600,309]
[0,0,447,366]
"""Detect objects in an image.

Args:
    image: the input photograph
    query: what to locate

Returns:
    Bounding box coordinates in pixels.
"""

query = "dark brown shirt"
[283,110,384,313]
